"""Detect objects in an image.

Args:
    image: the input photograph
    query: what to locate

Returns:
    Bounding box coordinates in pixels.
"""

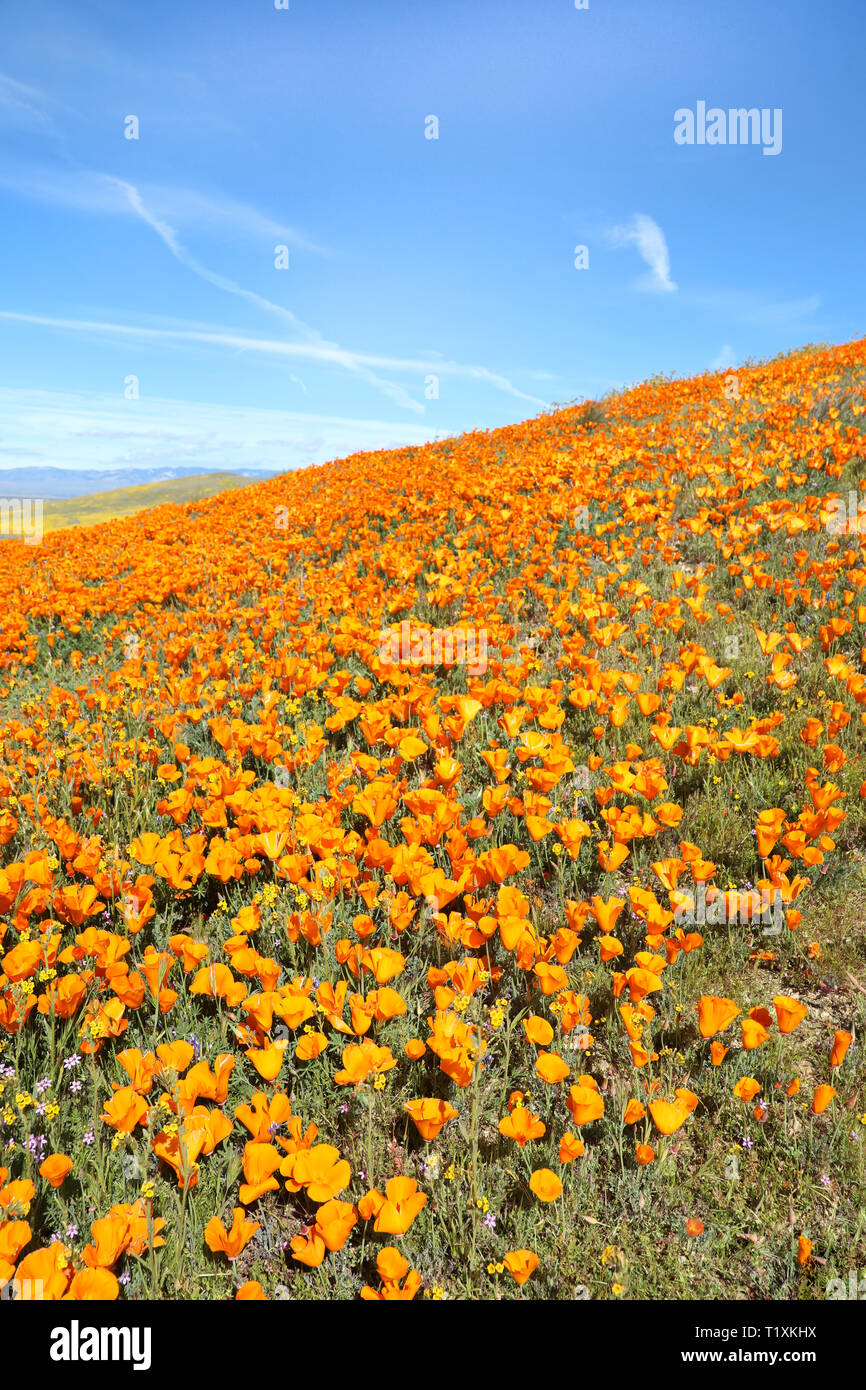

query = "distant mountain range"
[0,464,281,500]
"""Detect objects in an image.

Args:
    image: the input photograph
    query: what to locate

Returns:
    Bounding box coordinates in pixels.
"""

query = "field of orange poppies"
[1,338,865,1302]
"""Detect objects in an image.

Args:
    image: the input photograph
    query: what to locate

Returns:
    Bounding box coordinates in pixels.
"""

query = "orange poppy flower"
[598,842,630,874]
[498,1106,546,1147]
[503,1249,540,1285]
[635,1144,655,1165]
[14,1242,71,1299]
[36,973,87,1019]
[333,1039,397,1087]
[290,1228,327,1267]
[238,1142,282,1204]
[116,1048,158,1094]
[371,1176,427,1234]
[524,1014,554,1046]
[733,1077,761,1102]
[559,1132,585,1162]
[0,1178,36,1213]
[314,1198,358,1251]
[39,1154,73,1188]
[403,1097,458,1141]
[624,967,663,1002]
[773,994,808,1034]
[697,995,740,1039]
[589,896,626,933]
[811,1084,836,1115]
[236,1280,268,1299]
[81,1212,132,1269]
[234,1090,294,1141]
[0,1218,31,1264]
[244,1042,285,1081]
[101,1087,149,1134]
[566,1082,605,1126]
[359,946,406,984]
[376,1246,412,1283]
[649,1088,699,1134]
[830,1030,852,1068]
[360,1247,423,1300]
[189,963,247,1007]
[204,1207,260,1259]
[283,1144,351,1202]
[535,1051,570,1084]
[155,1040,195,1075]
[741,1018,770,1050]
[64,1268,120,1301]
[295,1031,329,1061]
[748,1005,773,1027]
[755,808,786,857]
[2,938,45,982]
[529,1168,562,1202]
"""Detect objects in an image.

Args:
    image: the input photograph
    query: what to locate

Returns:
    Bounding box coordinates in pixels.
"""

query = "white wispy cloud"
[0,79,551,416]
[0,163,330,253]
[0,309,549,410]
[1,142,547,413]
[144,186,329,253]
[108,178,318,343]
[0,386,437,475]
[610,213,677,293]
[111,179,548,413]
[0,74,65,134]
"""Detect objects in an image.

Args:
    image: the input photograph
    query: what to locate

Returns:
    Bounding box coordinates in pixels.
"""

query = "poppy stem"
[469,1053,481,1275]
[177,1181,189,1287]
[146,1199,160,1296]
[366,1089,374,1187]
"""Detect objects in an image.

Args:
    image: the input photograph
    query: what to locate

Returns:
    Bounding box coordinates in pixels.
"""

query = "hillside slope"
[0,465,277,501]
[1,338,865,1302]
[39,471,260,532]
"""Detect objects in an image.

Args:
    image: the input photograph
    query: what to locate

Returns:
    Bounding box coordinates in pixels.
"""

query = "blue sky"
[1,0,864,476]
